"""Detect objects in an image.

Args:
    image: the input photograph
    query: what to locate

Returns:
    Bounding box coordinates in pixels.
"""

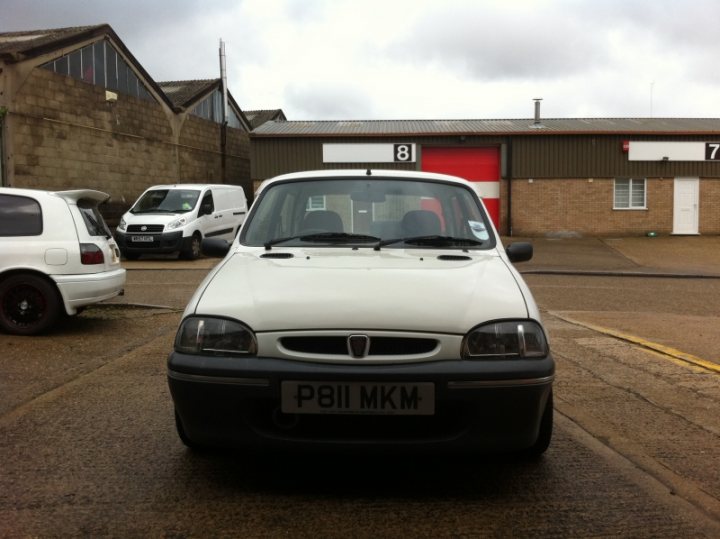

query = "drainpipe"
[219,39,228,183]
[0,108,5,187]
[506,136,513,236]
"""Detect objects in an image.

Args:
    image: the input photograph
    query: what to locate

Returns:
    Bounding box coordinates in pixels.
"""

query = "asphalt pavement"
[508,235,720,278]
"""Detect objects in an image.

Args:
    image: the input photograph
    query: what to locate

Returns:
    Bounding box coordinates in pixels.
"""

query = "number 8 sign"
[394,144,414,162]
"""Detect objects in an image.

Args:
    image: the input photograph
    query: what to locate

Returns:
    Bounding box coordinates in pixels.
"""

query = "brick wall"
[700,179,720,234]
[506,177,720,237]
[7,69,251,224]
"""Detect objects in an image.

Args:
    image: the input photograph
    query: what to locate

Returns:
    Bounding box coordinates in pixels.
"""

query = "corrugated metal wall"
[252,134,720,181]
[511,135,720,178]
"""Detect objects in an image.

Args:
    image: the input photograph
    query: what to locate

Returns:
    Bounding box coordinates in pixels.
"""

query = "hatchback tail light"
[80,243,105,265]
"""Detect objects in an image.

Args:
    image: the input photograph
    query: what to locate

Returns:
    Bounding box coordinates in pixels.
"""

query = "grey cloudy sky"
[2,0,719,120]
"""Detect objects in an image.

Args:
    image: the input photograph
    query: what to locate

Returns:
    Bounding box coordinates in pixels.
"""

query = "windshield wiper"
[264,232,380,250]
[374,235,485,250]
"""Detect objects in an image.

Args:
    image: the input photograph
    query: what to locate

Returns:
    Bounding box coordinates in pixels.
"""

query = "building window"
[306,196,327,211]
[614,178,646,210]
[41,40,154,103]
[190,89,244,128]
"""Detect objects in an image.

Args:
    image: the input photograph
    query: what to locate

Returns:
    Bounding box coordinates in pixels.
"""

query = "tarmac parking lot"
[1,236,719,537]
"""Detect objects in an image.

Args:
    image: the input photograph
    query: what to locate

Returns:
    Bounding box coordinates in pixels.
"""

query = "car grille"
[127,224,165,233]
[280,336,437,356]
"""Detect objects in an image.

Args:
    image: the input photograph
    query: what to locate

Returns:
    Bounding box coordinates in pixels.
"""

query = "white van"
[115,184,247,260]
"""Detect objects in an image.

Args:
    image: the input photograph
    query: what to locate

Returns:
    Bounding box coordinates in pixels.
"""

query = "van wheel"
[180,233,202,260]
[0,274,61,335]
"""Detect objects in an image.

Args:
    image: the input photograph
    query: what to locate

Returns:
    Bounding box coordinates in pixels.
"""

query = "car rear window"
[0,194,43,236]
[77,200,112,237]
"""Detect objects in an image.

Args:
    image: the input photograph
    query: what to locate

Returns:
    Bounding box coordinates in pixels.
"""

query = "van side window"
[201,192,215,215]
[0,194,43,236]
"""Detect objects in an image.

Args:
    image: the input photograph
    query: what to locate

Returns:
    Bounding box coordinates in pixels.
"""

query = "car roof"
[256,169,475,195]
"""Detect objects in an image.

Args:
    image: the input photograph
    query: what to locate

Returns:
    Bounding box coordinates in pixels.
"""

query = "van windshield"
[131,189,201,214]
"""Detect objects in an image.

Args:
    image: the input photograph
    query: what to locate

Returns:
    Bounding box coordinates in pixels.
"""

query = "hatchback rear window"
[0,194,43,236]
[77,201,112,237]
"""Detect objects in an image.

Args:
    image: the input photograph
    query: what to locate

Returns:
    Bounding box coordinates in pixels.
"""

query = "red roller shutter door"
[421,147,500,227]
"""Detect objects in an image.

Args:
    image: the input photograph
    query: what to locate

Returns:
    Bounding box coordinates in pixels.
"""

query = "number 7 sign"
[706,143,720,160]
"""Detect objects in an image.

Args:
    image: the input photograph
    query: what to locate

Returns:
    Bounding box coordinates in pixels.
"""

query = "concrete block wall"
[7,68,251,223]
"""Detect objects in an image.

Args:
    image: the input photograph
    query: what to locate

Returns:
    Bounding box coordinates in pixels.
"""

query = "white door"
[672,178,699,235]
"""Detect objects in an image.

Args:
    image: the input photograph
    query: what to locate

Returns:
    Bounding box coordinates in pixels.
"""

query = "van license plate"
[281,381,434,415]
[130,235,154,242]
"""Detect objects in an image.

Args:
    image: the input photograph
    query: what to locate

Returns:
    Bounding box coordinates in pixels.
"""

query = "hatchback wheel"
[0,274,61,335]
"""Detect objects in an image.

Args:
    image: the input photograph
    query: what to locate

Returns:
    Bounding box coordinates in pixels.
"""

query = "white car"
[168,170,554,455]
[0,187,126,335]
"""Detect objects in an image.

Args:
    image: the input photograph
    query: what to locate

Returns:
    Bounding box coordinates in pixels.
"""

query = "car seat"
[401,210,441,236]
[302,210,344,233]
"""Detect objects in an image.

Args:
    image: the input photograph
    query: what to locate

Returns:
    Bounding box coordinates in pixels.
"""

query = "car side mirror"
[202,238,230,258]
[506,242,533,263]
[199,203,213,216]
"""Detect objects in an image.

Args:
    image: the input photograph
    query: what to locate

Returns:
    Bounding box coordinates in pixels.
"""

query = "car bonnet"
[191,248,530,334]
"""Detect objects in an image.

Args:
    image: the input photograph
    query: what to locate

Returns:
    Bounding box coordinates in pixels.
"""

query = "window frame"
[613,178,647,210]
[0,194,44,236]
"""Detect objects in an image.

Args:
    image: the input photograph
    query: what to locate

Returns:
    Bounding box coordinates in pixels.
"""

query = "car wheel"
[0,274,61,335]
[180,233,202,260]
[524,391,553,458]
[175,410,205,451]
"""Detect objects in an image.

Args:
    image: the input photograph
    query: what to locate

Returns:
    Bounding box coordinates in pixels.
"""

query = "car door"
[198,190,223,238]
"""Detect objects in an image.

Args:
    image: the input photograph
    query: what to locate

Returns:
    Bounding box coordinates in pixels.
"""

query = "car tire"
[0,274,61,335]
[175,410,206,451]
[524,391,553,458]
[180,233,202,260]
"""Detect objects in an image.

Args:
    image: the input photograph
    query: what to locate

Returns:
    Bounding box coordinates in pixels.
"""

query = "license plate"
[281,381,435,415]
[130,235,154,242]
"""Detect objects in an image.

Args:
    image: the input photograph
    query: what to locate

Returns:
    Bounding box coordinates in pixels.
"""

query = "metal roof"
[244,109,287,128]
[158,80,219,109]
[0,25,105,57]
[252,118,720,137]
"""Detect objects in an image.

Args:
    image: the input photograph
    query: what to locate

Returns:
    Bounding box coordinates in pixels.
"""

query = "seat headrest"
[401,210,441,236]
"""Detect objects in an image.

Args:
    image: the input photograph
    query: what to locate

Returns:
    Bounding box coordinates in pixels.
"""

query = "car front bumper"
[115,230,188,255]
[168,352,554,453]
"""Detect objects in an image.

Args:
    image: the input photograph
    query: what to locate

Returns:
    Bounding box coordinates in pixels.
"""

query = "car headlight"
[175,316,257,356]
[167,217,186,230]
[462,320,548,359]
[118,217,127,232]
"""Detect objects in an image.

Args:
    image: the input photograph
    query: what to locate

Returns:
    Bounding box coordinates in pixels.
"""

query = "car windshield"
[131,189,200,214]
[241,177,495,249]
